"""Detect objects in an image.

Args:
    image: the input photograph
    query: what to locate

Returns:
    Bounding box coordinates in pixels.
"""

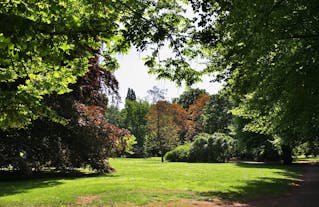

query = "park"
[0,0,318,206]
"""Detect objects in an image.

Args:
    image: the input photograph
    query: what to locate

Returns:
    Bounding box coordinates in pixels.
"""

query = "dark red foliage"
[0,54,128,174]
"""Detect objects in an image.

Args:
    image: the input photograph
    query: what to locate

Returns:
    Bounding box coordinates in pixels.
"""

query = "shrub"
[188,135,209,162]
[189,133,235,163]
[164,144,191,162]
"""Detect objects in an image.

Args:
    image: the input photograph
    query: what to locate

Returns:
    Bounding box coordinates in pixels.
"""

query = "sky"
[114,48,223,108]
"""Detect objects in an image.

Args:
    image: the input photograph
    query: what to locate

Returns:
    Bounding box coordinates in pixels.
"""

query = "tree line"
[106,87,231,162]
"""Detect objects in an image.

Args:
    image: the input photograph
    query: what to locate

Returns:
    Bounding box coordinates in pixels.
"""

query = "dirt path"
[244,162,319,207]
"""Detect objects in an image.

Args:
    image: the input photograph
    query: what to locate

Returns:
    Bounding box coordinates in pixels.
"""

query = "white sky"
[114,48,222,108]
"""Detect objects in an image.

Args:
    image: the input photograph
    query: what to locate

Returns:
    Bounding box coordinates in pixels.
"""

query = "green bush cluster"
[165,133,235,163]
[164,144,191,162]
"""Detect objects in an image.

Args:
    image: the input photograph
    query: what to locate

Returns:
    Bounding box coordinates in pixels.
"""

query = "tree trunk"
[281,145,293,165]
[161,155,164,163]
[18,159,32,176]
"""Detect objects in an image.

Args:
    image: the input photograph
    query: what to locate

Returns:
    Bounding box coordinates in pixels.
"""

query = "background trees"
[122,98,150,157]
[188,94,210,137]
[175,88,208,110]
[146,101,179,162]
[201,94,232,134]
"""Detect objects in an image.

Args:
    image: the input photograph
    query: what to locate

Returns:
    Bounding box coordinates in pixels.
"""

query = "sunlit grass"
[0,158,302,206]
[295,155,319,162]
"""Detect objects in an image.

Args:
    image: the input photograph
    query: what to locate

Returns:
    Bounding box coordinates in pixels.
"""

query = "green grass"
[0,158,302,206]
[295,155,319,162]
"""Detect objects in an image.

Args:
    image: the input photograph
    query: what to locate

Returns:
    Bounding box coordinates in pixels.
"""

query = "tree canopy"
[158,0,318,163]
[0,0,196,129]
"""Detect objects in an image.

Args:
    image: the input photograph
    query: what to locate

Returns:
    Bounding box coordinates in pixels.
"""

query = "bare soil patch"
[75,195,100,205]
[144,199,248,207]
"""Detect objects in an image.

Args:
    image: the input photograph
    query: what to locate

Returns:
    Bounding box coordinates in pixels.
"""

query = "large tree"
[0,54,129,174]
[183,0,319,164]
[146,101,179,162]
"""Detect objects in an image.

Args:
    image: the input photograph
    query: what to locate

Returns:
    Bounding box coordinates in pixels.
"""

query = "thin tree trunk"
[281,145,293,165]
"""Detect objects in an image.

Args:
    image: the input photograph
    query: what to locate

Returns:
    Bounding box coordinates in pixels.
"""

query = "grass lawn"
[295,155,319,162]
[0,158,302,206]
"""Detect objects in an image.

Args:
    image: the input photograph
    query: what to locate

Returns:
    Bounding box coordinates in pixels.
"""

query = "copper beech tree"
[0,54,130,174]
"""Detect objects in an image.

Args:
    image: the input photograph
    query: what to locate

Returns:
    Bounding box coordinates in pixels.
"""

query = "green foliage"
[145,101,180,160]
[126,88,136,101]
[0,0,199,129]
[201,94,232,134]
[176,88,207,109]
[164,143,191,162]
[0,56,128,174]
[183,0,319,164]
[113,135,138,156]
[165,132,235,163]
[0,0,128,128]
[231,116,281,162]
[105,106,125,128]
[189,133,235,163]
[122,99,150,157]
[296,141,319,158]
[124,135,138,155]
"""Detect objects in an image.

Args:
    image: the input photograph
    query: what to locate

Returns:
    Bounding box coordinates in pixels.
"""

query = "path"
[244,162,319,207]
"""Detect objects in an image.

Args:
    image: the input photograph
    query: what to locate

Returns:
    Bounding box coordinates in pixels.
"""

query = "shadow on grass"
[198,162,304,202]
[236,162,304,178]
[0,170,118,197]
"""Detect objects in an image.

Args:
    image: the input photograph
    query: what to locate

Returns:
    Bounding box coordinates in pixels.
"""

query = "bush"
[165,133,235,163]
[188,135,209,162]
[164,144,191,162]
[189,133,235,163]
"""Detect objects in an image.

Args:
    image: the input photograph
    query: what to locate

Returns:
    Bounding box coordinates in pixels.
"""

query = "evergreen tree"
[126,88,137,101]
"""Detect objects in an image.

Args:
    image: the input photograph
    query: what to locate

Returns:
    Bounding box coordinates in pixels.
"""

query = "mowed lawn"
[0,158,302,206]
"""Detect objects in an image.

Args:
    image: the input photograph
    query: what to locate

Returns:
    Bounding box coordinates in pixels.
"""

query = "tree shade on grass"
[0,158,302,206]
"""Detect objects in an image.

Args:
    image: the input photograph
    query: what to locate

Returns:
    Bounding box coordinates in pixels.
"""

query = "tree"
[0,0,127,128]
[105,106,125,128]
[122,99,150,157]
[170,103,194,142]
[188,94,210,138]
[146,101,179,162]
[0,54,130,174]
[0,0,196,129]
[231,116,280,162]
[201,94,232,134]
[179,0,319,164]
[175,88,208,109]
[126,88,137,101]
